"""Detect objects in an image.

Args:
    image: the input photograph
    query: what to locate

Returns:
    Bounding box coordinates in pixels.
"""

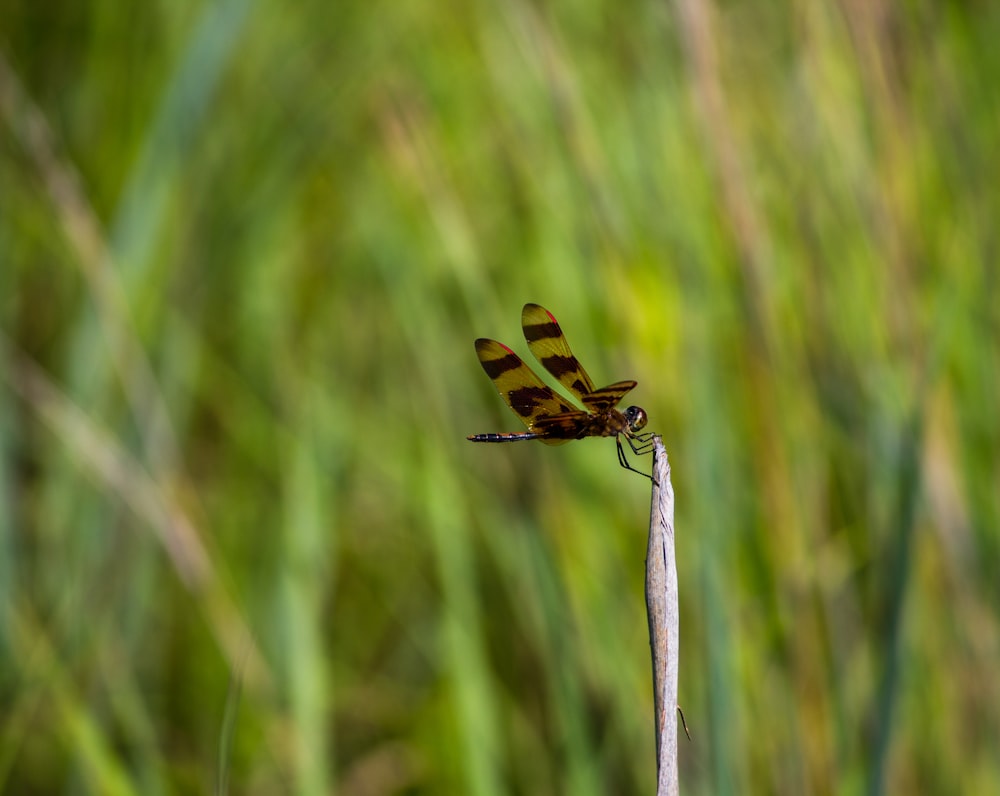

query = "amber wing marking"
[521,303,596,402]
[473,338,580,445]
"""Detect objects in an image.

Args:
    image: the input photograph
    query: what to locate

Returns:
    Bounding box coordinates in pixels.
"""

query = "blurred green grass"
[2,0,998,793]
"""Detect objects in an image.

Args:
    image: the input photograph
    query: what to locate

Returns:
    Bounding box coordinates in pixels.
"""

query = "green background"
[2,0,998,793]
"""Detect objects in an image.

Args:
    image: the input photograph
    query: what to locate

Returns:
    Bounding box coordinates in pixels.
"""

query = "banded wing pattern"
[468,304,656,479]
[471,338,581,445]
[522,303,638,412]
[521,303,595,400]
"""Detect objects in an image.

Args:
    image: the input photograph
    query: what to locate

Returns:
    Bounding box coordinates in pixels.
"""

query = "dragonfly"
[467,303,654,479]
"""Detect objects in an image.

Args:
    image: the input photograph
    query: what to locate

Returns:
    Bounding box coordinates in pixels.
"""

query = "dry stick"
[646,437,678,796]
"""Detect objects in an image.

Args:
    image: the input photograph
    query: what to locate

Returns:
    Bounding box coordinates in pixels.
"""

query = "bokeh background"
[2,0,998,793]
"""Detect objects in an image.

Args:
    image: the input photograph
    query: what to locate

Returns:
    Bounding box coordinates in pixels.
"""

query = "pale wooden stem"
[645,437,679,795]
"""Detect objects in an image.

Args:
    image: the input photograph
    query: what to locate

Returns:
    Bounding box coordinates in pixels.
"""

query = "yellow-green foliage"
[1,0,997,793]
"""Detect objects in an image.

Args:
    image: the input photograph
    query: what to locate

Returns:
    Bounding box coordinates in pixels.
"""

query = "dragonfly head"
[623,406,648,433]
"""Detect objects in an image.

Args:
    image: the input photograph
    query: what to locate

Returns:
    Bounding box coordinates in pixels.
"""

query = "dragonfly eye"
[625,406,647,432]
